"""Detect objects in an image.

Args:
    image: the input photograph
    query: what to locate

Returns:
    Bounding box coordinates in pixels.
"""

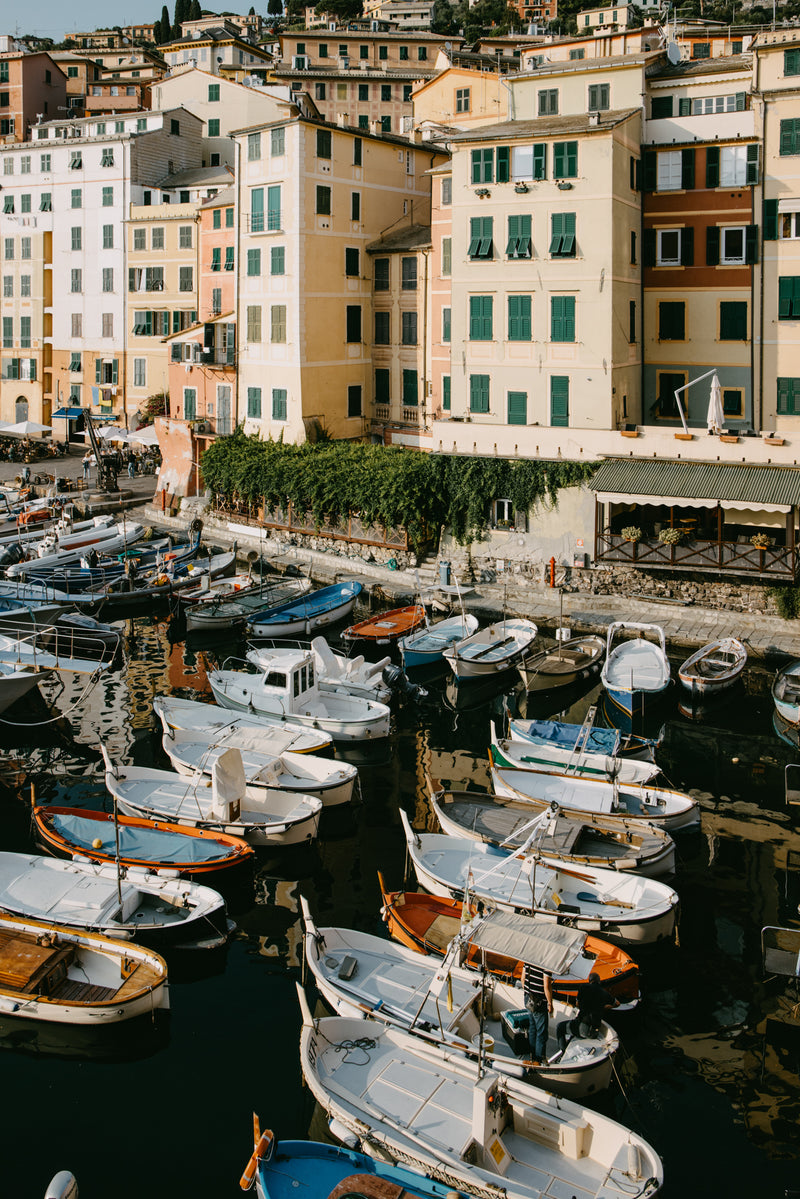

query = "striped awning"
[591,458,800,514]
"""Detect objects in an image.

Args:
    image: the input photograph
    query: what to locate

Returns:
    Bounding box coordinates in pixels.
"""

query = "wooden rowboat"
[678,637,747,697]
[518,635,605,693]
[342,604,427,645]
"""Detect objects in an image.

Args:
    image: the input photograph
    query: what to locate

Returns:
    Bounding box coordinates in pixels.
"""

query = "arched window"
[15,397,28,423]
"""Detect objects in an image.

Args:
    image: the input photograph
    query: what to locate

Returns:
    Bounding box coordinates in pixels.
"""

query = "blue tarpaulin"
[52,407,84,419]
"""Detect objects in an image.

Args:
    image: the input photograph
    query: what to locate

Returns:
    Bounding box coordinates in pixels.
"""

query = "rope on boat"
[332,1037,376,1065]
[0,664,106,727]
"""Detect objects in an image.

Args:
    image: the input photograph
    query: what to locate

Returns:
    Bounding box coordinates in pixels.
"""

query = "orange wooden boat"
[342,604,427,645]
[377,872,640,1005]
[33,805,254,880]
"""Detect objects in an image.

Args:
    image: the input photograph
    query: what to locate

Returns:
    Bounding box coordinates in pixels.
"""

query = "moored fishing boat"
[443,619,538,679]
[678,638,747,697]
[153,694,334,756]
[772,659,800,739]
[0,660,53,713]
[183,575,311,633]
[0,911,169,1024]
[518,635,605,694]
[491,725,661,786]
[247,636,392,704]
[341,603,427,646]
[6,521,146,578]
[298,996,663,1199]
[600,622,671,729]
[398,613,480,670]
[506,715,660,762]
[248,581,362,638]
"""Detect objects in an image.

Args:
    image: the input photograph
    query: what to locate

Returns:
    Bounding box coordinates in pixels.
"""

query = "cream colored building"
[412,66,508,133]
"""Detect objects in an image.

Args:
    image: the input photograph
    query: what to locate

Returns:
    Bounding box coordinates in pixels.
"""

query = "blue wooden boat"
[399,613,479,669]
[507,717,661,762]
[241,1127,469,1199]
[248,581,362,638]
[600,621,671,731]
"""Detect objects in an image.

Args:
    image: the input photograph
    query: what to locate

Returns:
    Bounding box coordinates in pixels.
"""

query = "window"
[315,83,326,101]
[629,300,636,343]
[132,358,146,388]
[271,128,285,157]
[402,370,418,406]
[102,267,114,292]
[508,295,531,341]
[455,88,470,113]
[316,186,331,215]
[381,116,391,133]
[211,288,222,314]
[348,385,362,418]
[468,217,493,260]
[375,258,390,290]
[69,151,82,170]
[353,138,362,166]
[71,188,82,209]
[374,311,390,344]
[209,83,220,102]
[780,211,800,240]
[718,225,748,265]
[170,120,180,136]
[247,248,261,276]
[20,194,30,214]
[271,246,285,276]
[375,369,390,406]
[71,268,82,293]
[418,46,427,61]
[102,186,113,207]
[538,89,558,116]
[2,317,11,348]
[550,295,575,342]
[379,45,388,60]
[351,192,360,221]
[401,258,417,290]
[381,84,392,102]
[183,388,196,421]
[553,142,577,179]
[1,275,9,296]
[720,302,747,340]
[40,193,51,212]
[399,45,409,60]
[102,313,113,338]
[100,149,114,167]
[133,311,152,336]
[20,238,30,260]
[550,212,576,257]
[779,277,800,319]
[469,374,490,414]
[469,296,493,341]
[651,96,673,119]
[211,247,221,272]
[213,209,221,230]
[248,132,261,161]
[102,225,113,249]
[705,145,751,188]
[271,305,287,343]
[655,371,685,418]
[442,237,452,276]
[441,178,452,207]
[786,48,800,76]
[692,42,710,59]
[588,83,609,111]
[247,387,262,418]
[659,301,686,339]
[251,188,264,232]
[319,43,328,57]
[778,378,800,414]
[570,48,585,60]
[442,376,451,410]
[401,311,418,345]
[246,306,262,343]
[657,228,681,266]
[404,85,412,103]
[3,239,11,261]
[550,376,569,427]
[345,247,359,277]
[508,392,527,426]
[471,148,494,184]
[358,116,369,130]
[71,313,82,337]
[441,307,451,343]
[225,247,234,272]
[133,228,146,252]
[208,119,220,138]
[512,144,547,181]
[316,129,332,159]
[346,305,361,343]
[71,226,82,251]
[179,266,194,292]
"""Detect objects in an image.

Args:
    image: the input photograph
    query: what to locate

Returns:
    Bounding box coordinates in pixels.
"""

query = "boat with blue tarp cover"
[507,717,660,761]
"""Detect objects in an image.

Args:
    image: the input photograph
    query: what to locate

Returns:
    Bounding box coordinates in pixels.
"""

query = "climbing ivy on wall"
[201,430,596,552]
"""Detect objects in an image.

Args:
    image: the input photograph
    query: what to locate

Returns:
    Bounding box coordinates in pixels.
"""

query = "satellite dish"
[666,40,681,65]
[445,41,452,50]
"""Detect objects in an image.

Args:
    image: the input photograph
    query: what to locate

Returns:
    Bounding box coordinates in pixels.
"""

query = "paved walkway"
[0,442,159,508]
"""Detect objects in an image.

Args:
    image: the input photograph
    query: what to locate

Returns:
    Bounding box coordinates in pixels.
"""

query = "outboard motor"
[382,663,429,705]
[0,542,24,568]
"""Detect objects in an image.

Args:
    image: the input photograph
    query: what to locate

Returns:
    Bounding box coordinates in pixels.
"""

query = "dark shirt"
[577,978,615,1028]
[523,964,549,1009]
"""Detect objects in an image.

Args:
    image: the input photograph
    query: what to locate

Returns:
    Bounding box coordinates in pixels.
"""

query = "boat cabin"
[256,649,317,707]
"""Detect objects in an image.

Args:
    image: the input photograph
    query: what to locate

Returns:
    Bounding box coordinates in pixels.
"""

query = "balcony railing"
[595,528,798,579]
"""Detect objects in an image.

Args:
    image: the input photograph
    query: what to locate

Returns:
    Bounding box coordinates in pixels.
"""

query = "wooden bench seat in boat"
[542,823,583,855]
[0,930,74,995]
[422,914,462,951]
[467,637,516,661]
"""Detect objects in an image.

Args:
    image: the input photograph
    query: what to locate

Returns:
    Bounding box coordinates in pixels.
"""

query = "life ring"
[239,1129,273,1190]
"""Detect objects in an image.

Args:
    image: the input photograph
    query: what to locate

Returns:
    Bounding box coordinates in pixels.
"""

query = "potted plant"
[764,433,786,446]
[750,532,771,550]
[621,526,642,542]
[658,527,683,546]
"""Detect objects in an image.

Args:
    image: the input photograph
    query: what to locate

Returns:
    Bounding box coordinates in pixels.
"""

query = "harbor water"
[1,608,799,1198]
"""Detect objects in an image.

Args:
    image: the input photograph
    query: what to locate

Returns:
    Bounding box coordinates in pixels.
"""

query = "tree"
[431,0,459,33]
[154,5,171,42]
[249,4,256,12]
[189,0,202,18]
[268,0,283,13]
[315,0,363,20]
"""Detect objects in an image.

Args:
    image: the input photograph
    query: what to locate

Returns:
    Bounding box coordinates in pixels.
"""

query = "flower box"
[620,429,639,438]
[719,434,739,444]
[674,433,694,441]
[764,436,785,446]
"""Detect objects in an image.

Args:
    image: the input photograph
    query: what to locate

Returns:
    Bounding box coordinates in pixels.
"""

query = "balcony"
[595,528,798,579]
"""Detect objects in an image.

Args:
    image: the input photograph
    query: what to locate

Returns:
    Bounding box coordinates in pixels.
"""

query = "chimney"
[371,119,381,135]
[589,110,599,126]
[337,111,349,127]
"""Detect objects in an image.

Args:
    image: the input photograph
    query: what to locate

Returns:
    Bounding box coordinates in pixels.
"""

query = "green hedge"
[201,430,596,552]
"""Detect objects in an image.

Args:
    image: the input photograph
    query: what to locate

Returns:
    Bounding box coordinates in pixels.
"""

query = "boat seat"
[516,1107,588,1160]
[423,914,462,951]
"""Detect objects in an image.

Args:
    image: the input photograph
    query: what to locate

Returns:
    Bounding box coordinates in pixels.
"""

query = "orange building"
[0,51,67,143]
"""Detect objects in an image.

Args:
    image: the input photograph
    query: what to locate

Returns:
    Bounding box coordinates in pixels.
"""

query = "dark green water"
[1,614,799,1198]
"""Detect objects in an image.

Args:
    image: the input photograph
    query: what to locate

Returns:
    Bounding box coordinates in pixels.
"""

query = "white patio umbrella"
[129,426,159,446]
[707,373,724,434]
[97,426,129,443]
[2,420,52,436]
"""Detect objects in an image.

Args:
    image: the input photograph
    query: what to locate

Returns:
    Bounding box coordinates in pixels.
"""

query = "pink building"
[0,51,67,142]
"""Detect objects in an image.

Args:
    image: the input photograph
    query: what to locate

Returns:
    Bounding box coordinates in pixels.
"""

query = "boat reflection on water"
[677,681,744,724]
[444,668,520,713]
[0,1009,170,1063]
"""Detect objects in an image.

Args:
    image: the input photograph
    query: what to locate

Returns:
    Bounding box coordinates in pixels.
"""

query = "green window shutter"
[517,214,532,258]
[780,119,798,156]
[469,296,492,340]
[375,369,390,404]
[267,186,281,230]
[720,302,747,340]
[496,146,509,183]
[111,360,118,385]
[746,144,759,185]
[706,146,719,189]
[643,228,656,267]
[777,378,791,415]
[468,217,482,258]
[550,376,569,426]
[508,295,531,341]
[681,147,695,189]
[706,225,720,266]
[533,144,546,180]
[469,374,489,413]
[678,97,691,116]
[173,311,180,333]
[471,149,482,184]
[506,215,520,256]
[554,143,564,177]
[550,212,564,255]
[764,198,779,241]
[507,391,527,425]
[779,277,794,318]
[745,225,758,265]
[95,359,102,384]
[551,295,574,342]
[651,96,673,119]
[442,376,451,411]
[680,225,694,266]
[735,91,746,111]
[643,150,656,192]
[403,369,418,405]
[555,142,577,178]
[251,187,264,232]
[785,48,800,75]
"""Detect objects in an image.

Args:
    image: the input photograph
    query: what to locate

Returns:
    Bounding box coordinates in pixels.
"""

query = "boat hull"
[518,637,605,694]
[209,676,391,742]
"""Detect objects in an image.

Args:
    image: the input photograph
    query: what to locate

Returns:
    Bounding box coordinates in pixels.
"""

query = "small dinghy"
[507,716,660,763]
[678,638,747,698]
[773,660,800,743]
[248,581,362,638]
[0,911,169,1024]
[518,635,605,694]
[298,995,663,1199]
[32,805,254,881]
[443,619,538,679]
[153,694,334,757]
[102,747,322,847]
[600,622,670,728]
[399,613,480,670]
[0,851,231,951]
[400,810,679,946]
[161,728,357,808]
[209,646,391,742]
[430,787,676,877]
[247,635,392,704]
[488,752,699,833]
[491,726,660,786]
[378,878,641,1005]
[342,604,427,646]
[301,898,619,1099]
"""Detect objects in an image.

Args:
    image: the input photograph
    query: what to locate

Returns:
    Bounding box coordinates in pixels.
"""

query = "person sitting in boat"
[523,962,553,1064]
[554,972,618,1058]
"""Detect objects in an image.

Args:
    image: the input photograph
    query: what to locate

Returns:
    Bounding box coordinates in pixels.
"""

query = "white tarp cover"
[465,909,586,972]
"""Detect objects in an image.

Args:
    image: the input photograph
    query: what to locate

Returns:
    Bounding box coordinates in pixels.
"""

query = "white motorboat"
[102,746,322,847]
[0,511,114,550]
[488,752,699,833]
[298,994,663,1199]
[600,622,671,728]
[443,619,538,679]
[0,630,114,676]
[430,787,677,878]
[208,646,391,742]
[491,725,661,785]
[0,851,231,951]
[301,898,619,1099]
[247,636,392,703]
[0,660,53,713]
[400,810,679,946]
[0,911,169,1024]
[6,521,145,577]
[152,694,334,757]
[678,638,747,698]
[161,727,357,808]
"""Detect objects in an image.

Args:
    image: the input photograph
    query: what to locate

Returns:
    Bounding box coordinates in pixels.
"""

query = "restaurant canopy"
[590,458,800,514]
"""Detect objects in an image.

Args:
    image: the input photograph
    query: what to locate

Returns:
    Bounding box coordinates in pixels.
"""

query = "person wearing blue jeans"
[523,963,553,1063]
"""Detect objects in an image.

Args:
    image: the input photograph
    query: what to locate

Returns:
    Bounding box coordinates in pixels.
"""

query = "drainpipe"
[755,59,765,436]
[422,247,429,427]
[233,132,241,429]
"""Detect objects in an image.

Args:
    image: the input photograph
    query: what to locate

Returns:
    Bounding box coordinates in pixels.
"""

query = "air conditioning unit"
[292,55,308,69]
